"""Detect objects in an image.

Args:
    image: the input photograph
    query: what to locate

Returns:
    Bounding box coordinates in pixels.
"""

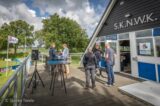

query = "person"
[93,44,103,76]
[49,43,57,60]
[83,47,98,89]
[105,43,115,87]
[48,43,57,73]
[62,43,70,74]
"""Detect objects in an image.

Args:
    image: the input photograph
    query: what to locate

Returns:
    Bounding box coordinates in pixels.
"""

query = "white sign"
[5,59,11,61]
[114,12,158,30]
[8,36,18,44]
[139,42,151,55]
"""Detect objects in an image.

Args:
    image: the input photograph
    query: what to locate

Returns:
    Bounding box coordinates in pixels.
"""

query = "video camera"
[31,49,39,61]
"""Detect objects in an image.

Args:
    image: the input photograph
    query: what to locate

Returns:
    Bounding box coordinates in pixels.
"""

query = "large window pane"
[136,38,154,56]
[136,29,152,38]
[155,37,160,57]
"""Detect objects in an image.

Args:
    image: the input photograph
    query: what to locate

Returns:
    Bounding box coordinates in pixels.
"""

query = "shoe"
[84,85,89,90]
[105,84,111,87]
[92,85,96,89]
[112,83,115,86]
[84,87,89,89]
[108,84,112,87]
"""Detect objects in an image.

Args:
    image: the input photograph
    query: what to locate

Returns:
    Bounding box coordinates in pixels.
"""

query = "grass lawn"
[0,71,14,90]
[0,61,19,91]
[0,61,19,68]
[70,56,81,67]
[39,48,48,53]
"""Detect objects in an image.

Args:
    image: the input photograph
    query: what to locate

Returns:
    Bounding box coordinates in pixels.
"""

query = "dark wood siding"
[98,0,160,36]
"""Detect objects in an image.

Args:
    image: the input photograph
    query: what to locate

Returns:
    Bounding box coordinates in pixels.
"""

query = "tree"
[37,13,89,52]
[0,20,34,54]
[0,23,10,50]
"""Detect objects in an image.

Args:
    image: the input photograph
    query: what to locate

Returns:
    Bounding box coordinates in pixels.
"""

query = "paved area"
[22,65,151,106]
[119,81,160,106]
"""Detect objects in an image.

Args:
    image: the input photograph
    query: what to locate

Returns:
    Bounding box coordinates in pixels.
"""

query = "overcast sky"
[0,0,109,37]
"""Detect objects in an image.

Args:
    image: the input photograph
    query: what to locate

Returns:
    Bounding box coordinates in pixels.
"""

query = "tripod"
[28,60,45,93]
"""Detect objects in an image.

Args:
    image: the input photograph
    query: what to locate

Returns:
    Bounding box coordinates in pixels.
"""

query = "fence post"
[13,75,18,106]
[21,65,24,99]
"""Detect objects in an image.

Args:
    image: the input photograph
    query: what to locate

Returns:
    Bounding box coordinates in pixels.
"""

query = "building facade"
[85,0,160,82]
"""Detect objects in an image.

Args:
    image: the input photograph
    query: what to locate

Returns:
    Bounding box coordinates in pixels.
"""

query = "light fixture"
[125,13,131,18]
[120,1,124,5]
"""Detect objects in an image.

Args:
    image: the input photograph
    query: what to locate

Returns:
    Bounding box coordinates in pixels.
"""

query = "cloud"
[0,0,107,37]
[0,0,42,31]
[32,0,106,37]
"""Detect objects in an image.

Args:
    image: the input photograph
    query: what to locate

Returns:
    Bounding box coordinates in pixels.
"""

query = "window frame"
[154,36,160,57]
[135,29,155,57]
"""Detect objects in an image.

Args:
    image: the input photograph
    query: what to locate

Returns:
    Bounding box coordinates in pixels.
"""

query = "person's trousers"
[64,64,70,74]
[106,64,115,85]
[85,66,96,87]
[97,60,102,75]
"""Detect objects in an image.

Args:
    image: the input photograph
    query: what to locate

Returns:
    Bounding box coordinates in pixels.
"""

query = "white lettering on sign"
[114,13,158,30]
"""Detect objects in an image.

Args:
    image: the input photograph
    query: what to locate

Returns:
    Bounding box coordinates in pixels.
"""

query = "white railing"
[0,55,31,106]
[40,53,84,65]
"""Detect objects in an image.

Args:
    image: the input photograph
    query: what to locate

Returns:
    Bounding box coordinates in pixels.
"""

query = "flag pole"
[6,36,9,77]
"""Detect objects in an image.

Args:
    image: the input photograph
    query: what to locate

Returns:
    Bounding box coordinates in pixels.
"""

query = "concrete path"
[119,81,160,106]
[22,65,151,106]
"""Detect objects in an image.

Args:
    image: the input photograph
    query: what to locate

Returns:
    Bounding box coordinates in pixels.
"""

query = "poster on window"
[139,42,151,55]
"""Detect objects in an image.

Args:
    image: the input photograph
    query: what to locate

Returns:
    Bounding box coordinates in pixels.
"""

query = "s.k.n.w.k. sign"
[114,12,158,30]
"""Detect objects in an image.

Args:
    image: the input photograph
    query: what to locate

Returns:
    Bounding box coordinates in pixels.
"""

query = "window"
[155,37,160,57]
[97,36,106,42]
[108,42,117,53]
[106,34,117,40]
[136,29,152,38]
[153,27,160,36]
[136,38,154,56]
[119,33,129,40]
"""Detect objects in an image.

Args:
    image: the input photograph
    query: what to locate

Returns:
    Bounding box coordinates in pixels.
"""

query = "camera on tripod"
[28,49,45,93]
[31,49,39,61]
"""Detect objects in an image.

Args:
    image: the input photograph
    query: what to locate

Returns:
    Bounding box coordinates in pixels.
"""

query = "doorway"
[119,40,131,74]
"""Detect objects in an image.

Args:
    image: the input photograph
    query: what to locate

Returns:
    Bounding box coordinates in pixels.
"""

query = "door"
[119,40,131,74]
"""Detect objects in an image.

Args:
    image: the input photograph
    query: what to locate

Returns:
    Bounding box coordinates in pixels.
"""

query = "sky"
[0,0,109,37]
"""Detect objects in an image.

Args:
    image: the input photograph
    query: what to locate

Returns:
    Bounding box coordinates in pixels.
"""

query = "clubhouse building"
[85,0,160,82]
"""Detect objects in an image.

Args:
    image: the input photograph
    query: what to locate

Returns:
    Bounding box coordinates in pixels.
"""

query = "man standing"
[83,47,98,89]
[105,43,115,86]
[93,44,102,76]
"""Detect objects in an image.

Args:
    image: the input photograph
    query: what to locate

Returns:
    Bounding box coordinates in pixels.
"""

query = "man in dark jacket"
[83,47,98,89]
[93,44,103,76]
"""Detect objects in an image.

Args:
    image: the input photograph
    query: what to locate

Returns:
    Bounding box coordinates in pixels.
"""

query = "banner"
[8,36,18,44]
